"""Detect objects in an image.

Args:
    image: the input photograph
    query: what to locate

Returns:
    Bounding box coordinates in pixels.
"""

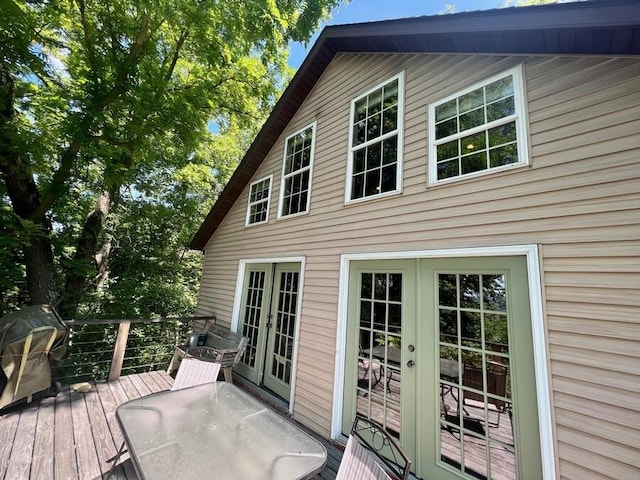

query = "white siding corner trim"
[332,245,556,480]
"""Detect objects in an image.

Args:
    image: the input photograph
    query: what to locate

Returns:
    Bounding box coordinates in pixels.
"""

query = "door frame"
[331,245,556,480]
[231,256,306,414]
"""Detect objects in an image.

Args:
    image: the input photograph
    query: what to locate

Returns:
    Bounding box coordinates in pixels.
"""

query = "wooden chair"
[171,356,221,391]
[336,415,411,480]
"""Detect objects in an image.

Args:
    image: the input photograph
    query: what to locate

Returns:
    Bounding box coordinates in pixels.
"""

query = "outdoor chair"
[171,356,221,390]
[462,361,511,428]
[336,415,411,480]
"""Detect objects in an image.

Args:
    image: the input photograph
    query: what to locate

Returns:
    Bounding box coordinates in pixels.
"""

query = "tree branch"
[164,30,189,82]
[34,11,160,218]
[87,134,136,150]
[76,0,99,76]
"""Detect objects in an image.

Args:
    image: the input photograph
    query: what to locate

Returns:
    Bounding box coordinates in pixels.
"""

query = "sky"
[288,0,512,68]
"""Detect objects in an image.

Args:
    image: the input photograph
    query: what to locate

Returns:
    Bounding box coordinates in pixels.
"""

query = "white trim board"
[331,245,556,480]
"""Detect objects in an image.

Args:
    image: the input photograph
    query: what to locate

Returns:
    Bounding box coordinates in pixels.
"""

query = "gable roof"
[190,0,640,250]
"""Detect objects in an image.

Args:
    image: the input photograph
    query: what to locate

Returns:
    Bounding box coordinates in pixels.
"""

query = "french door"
[235,262,301,401]
[343,257,542,479]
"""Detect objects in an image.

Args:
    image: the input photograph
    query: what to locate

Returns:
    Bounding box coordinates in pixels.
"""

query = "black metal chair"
[336,415,412,480]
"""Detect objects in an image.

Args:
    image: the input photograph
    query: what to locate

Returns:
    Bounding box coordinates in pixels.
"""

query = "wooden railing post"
[109,320,131,381]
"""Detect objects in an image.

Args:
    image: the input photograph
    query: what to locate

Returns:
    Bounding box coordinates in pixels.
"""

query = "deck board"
[0,371,342,480]
[70,389,102,480]
[53,389,78,480]
[0,404,19,479]
[30,395,55,479]
[6,403,38,479]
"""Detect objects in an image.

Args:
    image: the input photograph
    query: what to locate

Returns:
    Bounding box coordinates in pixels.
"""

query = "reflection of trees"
[438,273,509,368]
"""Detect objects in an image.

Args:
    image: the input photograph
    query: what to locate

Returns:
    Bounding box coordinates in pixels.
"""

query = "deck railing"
[54,316,214,385]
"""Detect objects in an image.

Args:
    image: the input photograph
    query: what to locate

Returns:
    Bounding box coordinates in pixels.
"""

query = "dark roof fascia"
[190,0,640,250]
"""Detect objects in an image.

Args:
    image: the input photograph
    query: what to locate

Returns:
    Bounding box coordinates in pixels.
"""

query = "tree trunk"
[95,235,112,291]
[59,190,113,319]
[1,67,60,307]
[23,227,59,305]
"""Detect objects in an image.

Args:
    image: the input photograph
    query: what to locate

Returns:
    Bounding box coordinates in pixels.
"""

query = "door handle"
[407,360,415,368]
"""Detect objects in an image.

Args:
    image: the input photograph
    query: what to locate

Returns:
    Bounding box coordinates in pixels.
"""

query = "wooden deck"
[0,371,342,480]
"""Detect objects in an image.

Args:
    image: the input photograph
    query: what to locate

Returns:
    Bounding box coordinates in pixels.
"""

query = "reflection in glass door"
[237,265,271,384]
[263,265,300,399]
[344,257,542,480]
[421,257,542,480]
[343,259,417,457]
[437,272,515,479]
[356,271,403,434]
[236,263,301,402]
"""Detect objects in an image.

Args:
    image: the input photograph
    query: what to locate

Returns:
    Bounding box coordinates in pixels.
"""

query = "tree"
[0,0,343,319]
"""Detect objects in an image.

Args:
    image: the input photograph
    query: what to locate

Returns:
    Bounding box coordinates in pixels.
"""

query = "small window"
[279,123,316,218]
[429,66,528,185]
[246,175,272,226]
[347,73,404,202]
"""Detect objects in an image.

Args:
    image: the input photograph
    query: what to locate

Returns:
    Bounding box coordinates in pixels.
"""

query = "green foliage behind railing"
[54,317,212,386]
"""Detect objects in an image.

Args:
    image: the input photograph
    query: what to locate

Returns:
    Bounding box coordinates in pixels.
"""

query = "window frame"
[428,65,529,186]
[345,72,404,204]
[278,122,317,220]
[245,174,273,227]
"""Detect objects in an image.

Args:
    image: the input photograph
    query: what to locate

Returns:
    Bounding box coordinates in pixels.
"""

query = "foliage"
[0,0,343,319]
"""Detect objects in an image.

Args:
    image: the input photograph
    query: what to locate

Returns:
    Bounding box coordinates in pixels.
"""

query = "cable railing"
[54,316,214,386]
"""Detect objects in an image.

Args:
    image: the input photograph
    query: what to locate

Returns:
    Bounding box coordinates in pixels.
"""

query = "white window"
[429,66,528,185]
[279,123,316,218]
[347,73,404,202]
[246,175,272,226]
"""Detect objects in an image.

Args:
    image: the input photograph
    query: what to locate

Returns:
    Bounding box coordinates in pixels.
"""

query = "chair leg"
[105,441,128,478]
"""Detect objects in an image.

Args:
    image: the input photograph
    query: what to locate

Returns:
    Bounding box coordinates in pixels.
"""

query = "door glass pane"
[356,272,402,437]
[270,271,299,385]
[438,273,515,480]
[240,270,265,368]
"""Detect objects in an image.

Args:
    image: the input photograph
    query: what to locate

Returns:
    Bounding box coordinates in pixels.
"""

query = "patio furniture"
[114,382,327,479]
[168,323,249,383]
[171,356,221,390]
[336,415,411,480]
[462,361,511,428]
[358,345,383,390]
[363,346,401,392]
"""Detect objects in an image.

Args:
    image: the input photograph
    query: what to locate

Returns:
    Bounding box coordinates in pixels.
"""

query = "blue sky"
[288,0,510,68]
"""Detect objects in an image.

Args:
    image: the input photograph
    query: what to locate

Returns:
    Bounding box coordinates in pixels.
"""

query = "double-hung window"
[246,175,272,226]
[429,66,528,185]
[279,123,316,218]
[347,73,403,202]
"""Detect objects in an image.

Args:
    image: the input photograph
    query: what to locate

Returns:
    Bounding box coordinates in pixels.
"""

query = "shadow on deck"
[0,371,342,480]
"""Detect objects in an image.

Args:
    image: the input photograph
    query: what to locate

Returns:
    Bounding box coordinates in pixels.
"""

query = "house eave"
[189,0,640,250]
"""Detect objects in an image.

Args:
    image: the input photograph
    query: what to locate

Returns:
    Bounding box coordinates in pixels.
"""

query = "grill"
[0,304,68,411]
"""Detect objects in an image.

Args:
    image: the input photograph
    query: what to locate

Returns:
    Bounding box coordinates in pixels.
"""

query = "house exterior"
[190,1,640,479]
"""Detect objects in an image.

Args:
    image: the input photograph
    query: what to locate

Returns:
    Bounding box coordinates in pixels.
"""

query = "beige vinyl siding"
[197,53,640,474]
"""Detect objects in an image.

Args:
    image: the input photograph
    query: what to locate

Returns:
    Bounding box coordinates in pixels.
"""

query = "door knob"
[408,344,415,352]
[407,360,416,368]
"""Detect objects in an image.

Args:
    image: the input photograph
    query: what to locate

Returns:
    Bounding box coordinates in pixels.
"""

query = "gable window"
[279,123,316,218]
[429,66,528,185]
[347,73,403,202]
[246,175,272,226]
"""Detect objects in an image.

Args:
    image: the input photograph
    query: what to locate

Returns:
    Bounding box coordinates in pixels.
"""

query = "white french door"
[236,262,301,401]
